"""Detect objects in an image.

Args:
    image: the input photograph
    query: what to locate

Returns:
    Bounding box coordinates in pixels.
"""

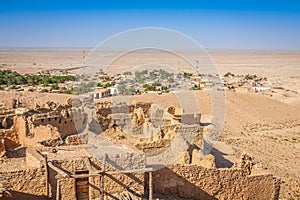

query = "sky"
[0,0,300,50]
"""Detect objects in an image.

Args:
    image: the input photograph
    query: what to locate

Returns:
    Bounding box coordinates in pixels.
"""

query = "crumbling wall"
[0,139,5,158]
[0,168,46,200]
[0,116,25,153]
[0,165,47,200]
[29,110,85,139]
[0,99,280,199]
[0,154,280,200]
[26,105,86,141]
[151,164,280,200]
[0,116,14,129]
[1,104,87,148]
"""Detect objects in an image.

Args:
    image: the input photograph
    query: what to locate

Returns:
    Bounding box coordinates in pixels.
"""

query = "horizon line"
[1,47,300,51]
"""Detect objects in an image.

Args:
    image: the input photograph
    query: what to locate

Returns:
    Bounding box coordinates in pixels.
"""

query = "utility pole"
[83,50,85,66]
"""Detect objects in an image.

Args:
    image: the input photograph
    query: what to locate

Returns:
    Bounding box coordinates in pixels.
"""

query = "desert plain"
[0,49,299,199]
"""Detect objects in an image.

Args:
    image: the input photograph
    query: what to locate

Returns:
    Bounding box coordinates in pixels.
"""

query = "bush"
[244,74,257,80]
[103,83,112,88]
[224,72,235,77]
[51,83,59,90]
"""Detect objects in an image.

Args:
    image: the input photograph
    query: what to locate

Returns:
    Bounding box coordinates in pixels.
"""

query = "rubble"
[0,99,280,199]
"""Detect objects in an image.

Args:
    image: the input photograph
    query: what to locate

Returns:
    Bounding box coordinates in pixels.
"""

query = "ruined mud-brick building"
[0,100,280,200]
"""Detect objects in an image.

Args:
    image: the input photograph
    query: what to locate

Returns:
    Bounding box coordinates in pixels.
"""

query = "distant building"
[94,89,111,99]
[190,76,202,88]
[57,84,67,91]
[252,87,270,91]
[110,88,118,96]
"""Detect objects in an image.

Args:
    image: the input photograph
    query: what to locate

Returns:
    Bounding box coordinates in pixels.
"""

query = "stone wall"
[0,106,87,149]
[151,164,280,200]
[0,147,47,199]
[0,155,280,200]
[28,108,86,139]
[0,116,25,153]
[0,139,5,157]
[1,168,47,200]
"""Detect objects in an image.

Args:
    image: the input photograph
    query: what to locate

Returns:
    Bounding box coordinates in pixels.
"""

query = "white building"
[94,89,111,99]
[110,88,118,96]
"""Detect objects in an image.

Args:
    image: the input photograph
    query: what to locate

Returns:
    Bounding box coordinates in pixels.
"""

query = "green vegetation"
[73,82,95,95]
[192,86,201,90]
[51,83,59,90]
[117,83,135,95]
[183,72,193,78]
[0,70,76,86]
[123,71,132,75]
[244,74,257,80]
[63,89,73,94]
[143,82,166,92]
[0,70,27,85]
[161,86,168,93]
[143,84,154,91]
[158,69,174,79]
[103,83,112,88]
[224,72,235,77]
[134,70,148,83]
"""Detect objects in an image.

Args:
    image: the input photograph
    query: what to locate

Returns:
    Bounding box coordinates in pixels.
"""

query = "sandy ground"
[0,49,300,199]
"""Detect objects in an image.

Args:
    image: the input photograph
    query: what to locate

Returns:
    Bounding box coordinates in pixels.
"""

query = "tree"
[224,72,235,77]
[244,74,257,80]
[103,83,111,88]
[51,83,59,90]
[183,72,192,78]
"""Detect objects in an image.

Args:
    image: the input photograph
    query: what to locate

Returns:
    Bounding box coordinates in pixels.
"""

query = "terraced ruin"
[0,96,280,200]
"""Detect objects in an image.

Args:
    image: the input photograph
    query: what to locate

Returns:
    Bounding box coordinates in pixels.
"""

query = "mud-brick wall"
[152,164,280,200]
[31,113,86,139]
[0,167,47,200]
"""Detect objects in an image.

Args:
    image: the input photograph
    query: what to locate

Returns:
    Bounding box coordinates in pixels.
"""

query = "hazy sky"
[1,0,300,50]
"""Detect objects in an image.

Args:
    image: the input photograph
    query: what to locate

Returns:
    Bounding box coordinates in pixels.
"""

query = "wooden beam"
[149,172,153,200]
[107,167,154,175]
[70,167,154,179]
[84,157,93,200]
[44,155,49,199]
[100,154,106,200]
[71,173,101,179]
[47,162,69,178]
[84,157,94,172]
[56,179,60,200]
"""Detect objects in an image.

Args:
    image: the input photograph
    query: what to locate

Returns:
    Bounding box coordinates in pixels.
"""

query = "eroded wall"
[0,148,47,200]
[0,152,280,200]
[151,164,280,200]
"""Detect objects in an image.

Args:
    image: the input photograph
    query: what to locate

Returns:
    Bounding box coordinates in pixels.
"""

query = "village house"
[58,83,67,91]
[252,86,270,92]
[190,76,202,88]
[93,88,111,99]
[110,87,118,96]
